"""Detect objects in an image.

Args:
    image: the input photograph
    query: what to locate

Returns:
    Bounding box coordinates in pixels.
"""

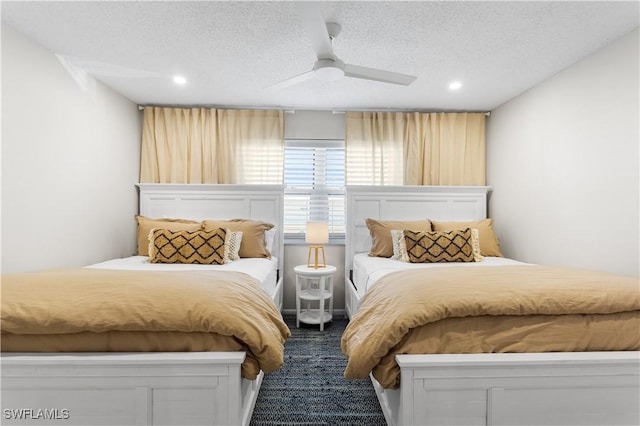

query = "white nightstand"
[294,265,336,331]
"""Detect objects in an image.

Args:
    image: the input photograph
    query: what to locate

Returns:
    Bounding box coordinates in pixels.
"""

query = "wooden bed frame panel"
[344,185,640,426]
[1,184,285,426]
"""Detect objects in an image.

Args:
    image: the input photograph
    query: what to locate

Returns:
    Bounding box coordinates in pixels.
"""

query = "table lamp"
[306,222,328,268]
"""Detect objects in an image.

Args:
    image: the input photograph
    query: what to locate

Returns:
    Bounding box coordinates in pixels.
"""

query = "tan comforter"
[341,265,640,389]
[1,268,290,379]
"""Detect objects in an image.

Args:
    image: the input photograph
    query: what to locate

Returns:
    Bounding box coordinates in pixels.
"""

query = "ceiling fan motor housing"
[313,58,345,81]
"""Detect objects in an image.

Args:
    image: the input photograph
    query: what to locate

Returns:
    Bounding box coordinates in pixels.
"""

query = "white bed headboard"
[137,184,285,273]
[345,185,491,275]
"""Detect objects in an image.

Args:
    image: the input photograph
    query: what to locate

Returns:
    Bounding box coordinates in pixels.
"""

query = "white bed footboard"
[1,353,260,426]
[372,352,640,426]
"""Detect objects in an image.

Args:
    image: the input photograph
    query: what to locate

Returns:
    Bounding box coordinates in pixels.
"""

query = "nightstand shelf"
[294,265,336,331]
[299,288,333,300]
[298,310,332,325]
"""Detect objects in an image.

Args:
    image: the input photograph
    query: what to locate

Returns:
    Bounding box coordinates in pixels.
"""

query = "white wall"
[1,24,142,273]
[487,28,639,277]
[283,110,346,312]
[285,109,345,139]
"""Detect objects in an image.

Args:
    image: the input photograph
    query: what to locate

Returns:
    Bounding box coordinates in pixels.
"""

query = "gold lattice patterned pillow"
[403,228,475,263]
[148,228,227,264]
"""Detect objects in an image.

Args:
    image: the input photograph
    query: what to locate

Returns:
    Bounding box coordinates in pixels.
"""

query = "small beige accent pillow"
[391,230,408,261]
[223,230,243,263]
[148,228,226,264]
[202,219,274,258]
[432,219,503,257]
[470,229,483,262]
[136,216,201,257]
[403,229,475,263]
[366,218,432,258]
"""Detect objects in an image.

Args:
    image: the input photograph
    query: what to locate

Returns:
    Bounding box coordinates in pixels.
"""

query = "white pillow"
[223,230,243,263]
[265,228,277,254]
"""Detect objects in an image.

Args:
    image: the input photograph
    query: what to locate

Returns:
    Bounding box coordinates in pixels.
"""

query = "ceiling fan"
[267,4,417,89]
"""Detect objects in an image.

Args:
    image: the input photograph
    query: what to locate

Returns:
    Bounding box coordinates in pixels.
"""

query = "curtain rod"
[137,105,491,116]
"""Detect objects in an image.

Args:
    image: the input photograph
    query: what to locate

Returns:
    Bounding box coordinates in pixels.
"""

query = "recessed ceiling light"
[173,75,187,85]
[449,81,463,90]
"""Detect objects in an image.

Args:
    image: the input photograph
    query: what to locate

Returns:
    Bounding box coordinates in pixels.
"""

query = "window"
[284,139,345,240]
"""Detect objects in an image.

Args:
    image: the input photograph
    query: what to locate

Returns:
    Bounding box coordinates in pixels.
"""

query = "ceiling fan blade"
[296,2,334,60]
[344,63,417,86]
[264,69,315,90]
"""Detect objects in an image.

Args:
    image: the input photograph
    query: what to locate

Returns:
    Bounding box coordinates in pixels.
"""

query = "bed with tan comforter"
[1,268,290,379]
[341,265,640,389]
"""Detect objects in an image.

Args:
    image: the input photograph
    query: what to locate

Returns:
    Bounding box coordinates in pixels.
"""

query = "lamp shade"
[305,222,329,244]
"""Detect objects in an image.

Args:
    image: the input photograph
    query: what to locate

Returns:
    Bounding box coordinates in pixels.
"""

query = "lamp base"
[307,245,326,269]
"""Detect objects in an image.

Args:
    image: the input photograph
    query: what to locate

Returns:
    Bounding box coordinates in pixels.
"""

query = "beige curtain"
[140,107,284,184]
[345,111,485,186]
[405,112,485,185]
[217,109,284,184]
[345,112,405,185]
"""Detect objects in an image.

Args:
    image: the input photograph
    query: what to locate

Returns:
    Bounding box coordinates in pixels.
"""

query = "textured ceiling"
[2,1,638,111]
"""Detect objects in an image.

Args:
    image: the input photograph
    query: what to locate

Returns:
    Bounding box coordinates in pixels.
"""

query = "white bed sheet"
[88,256,279,297]
[352,253,528,297]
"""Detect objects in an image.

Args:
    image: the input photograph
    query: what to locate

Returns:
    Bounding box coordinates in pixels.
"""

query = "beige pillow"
[366,218,432,258]
[403,229,475,263]
[202,219,274,258]
[136,216,201,256]
[432,219,502,257]
[148,228,226,265]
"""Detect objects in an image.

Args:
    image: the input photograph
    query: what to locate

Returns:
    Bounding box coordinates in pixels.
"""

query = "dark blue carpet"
[250,315,386,425]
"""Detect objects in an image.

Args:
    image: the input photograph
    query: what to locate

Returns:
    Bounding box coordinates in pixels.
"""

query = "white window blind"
[284,139,345,239]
